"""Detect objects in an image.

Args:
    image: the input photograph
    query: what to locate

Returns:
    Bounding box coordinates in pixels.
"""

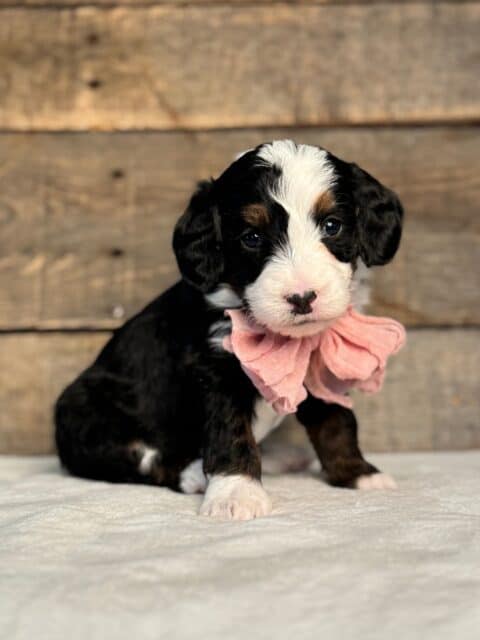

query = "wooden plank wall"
[0,0,479,454]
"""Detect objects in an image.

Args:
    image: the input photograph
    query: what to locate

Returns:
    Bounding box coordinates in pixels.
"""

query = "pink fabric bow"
[223,307,406,415]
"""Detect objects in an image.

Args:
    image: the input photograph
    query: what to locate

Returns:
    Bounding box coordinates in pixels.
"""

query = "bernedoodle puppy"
[55,140,404,521]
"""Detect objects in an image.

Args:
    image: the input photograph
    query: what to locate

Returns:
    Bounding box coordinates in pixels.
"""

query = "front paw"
[355,472,397,490]
[200,475,272,521]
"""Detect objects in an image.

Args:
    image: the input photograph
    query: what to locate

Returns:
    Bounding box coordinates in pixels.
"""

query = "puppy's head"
[173,140,403,337]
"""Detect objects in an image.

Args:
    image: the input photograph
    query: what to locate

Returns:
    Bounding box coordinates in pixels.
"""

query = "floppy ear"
[173,180,224,292]
[351,163,404,267]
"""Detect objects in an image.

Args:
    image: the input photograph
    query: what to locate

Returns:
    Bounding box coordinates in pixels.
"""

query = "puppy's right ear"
[173,180,223,292]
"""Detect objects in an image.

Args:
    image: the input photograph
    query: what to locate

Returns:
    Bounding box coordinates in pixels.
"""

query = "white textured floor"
[1,452,479,640]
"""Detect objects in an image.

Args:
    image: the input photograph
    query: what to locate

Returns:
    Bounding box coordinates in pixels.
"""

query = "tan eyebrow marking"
[242,204,270,227]
[313,190,335,217]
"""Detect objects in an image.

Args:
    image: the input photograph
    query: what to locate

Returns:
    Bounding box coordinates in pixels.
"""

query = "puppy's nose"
[285,290,317,316]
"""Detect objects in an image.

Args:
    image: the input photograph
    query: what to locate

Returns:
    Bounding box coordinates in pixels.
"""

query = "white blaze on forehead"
[257,140,336,224]
[257,140,338,279]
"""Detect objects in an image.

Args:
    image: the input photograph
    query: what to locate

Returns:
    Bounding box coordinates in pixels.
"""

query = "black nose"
[285,290,317,316]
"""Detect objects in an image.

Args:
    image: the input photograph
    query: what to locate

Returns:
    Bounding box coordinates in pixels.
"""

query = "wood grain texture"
[0,332,108,455]
[0,127,478,329]
[1,329,478,454]
[0,3,478,130]
[0,1,434,5]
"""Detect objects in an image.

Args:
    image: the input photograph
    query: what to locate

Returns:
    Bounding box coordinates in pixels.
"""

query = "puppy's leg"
[55,372,182,489]
[200,390,271,521]
[296,396,396,489]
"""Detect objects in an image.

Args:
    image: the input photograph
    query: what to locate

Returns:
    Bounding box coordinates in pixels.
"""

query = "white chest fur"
[252,397,284,443]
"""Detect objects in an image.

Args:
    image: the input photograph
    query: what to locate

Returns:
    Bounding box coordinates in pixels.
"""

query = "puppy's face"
[174,140,403,337]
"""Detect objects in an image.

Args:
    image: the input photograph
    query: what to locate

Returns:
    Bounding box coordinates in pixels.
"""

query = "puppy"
[55,140,403,520]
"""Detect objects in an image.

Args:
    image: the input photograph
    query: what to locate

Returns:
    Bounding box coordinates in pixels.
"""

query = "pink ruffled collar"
[223,306,406,415]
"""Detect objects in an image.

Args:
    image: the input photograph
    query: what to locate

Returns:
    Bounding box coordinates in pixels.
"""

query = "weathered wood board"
[0,127,478,329]
[0,3,478,130]
[0,329,478,455]
[0,2,431,6]
[0,332,107,455]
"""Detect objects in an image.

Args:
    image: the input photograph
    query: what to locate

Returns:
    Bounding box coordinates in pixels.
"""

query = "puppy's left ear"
[351,163,404,267]
[173,180,224,292]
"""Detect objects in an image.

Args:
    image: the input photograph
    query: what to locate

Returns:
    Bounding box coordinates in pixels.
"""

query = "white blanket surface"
[1,453,479,640]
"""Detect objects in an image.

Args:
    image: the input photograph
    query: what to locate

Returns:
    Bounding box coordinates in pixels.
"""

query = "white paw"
[200,475,272,521]
[179,459,207,494]
[355,472,397,490]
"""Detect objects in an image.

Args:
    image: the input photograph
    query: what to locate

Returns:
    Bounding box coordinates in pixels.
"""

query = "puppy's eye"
[241,230,262,249]
[322,217,342,237]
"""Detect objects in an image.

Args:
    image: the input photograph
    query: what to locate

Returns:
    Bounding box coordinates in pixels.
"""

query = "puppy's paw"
[200,475,272,521]
[179,459,207,494]
[355,472,397,490]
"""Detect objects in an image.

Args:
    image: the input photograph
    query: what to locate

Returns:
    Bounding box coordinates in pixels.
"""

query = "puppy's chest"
[252,397,284,443]
[208,318,231,351]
